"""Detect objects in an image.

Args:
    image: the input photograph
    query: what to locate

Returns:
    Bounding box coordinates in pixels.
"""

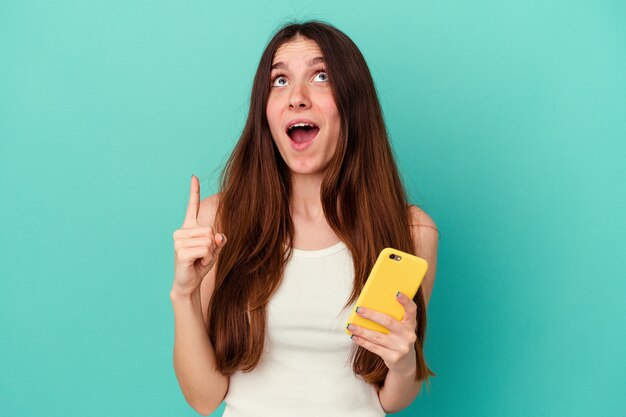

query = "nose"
[288,81,311,109]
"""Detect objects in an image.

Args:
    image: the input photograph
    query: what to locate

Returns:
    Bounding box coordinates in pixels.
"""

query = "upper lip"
[285,118,319,134]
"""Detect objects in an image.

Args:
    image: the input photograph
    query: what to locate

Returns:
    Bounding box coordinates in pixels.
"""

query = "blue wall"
[1,1,624,416]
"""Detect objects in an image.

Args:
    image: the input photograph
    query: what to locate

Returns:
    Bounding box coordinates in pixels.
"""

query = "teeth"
[288,122,316,130]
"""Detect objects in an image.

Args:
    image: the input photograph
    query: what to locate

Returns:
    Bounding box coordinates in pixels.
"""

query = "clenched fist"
[171,175,227,297]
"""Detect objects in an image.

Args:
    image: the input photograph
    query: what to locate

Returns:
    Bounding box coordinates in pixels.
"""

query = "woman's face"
[266,36,341,177]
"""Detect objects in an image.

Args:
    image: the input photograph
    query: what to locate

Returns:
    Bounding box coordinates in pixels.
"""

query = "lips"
[284,118,319,134]
[285,118,320,145]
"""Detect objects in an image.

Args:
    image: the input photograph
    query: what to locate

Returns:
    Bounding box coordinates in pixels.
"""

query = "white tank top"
[222,241,386,417]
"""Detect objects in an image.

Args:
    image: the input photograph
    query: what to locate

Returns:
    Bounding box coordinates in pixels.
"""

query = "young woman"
[171,20,440,416]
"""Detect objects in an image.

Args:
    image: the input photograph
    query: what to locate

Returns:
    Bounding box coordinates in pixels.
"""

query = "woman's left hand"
[347,291,418,375]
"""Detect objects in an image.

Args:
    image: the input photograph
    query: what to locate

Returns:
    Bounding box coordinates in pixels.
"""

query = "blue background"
[1,1,624,416]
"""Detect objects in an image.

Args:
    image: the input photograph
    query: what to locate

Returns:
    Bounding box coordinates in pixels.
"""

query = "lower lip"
[289,131,319,151]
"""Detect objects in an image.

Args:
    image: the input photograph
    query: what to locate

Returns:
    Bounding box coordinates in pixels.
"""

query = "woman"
[171,20,440,416]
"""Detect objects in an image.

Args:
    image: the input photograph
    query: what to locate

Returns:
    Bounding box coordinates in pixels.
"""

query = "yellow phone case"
[345,247,428,336]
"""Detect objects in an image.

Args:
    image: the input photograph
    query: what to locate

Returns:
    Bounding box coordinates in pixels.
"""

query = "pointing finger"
[183,175,200,228]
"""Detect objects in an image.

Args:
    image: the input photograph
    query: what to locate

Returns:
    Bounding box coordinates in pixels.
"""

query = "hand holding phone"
[345,247,428,335]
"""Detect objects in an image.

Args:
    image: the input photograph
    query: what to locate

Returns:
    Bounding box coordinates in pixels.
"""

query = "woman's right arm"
[170,284,227,416]
[170,177,228,416]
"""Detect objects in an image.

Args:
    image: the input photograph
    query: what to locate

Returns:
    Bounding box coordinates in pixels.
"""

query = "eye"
[314,71,329,83]
[271,74,288,87]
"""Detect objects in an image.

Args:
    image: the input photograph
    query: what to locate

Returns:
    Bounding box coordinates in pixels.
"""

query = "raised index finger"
[182,175,200,228]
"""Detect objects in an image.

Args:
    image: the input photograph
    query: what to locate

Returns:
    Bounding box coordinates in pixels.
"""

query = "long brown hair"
[208,20,434,389]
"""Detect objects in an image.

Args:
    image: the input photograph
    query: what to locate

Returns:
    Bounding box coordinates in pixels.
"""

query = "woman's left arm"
[349,208,439,414]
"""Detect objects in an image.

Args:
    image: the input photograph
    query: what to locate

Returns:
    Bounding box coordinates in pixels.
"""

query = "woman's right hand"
[172,175,227,297]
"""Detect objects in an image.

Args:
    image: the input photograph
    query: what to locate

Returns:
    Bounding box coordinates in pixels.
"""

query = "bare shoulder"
[409,205,438,230]
[196,192,222,227]
[408,205,439,308]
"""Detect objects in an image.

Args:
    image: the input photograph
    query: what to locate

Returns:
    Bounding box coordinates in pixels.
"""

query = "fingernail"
[396,291,401,298]
[356,306,363,314]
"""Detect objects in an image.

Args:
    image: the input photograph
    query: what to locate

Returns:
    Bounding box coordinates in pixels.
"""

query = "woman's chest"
[266,253,356,352]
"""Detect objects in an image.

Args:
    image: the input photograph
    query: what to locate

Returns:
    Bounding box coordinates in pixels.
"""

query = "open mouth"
[287,123,320,144]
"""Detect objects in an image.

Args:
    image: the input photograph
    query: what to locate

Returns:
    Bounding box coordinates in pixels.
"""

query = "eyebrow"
[271,56,325,71]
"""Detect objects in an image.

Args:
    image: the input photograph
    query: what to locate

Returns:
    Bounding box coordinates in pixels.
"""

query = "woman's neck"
[290,172,324,221]
[288,172,340,249]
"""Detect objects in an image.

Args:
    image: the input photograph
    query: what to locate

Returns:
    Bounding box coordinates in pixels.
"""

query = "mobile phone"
[345,247,428,335]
